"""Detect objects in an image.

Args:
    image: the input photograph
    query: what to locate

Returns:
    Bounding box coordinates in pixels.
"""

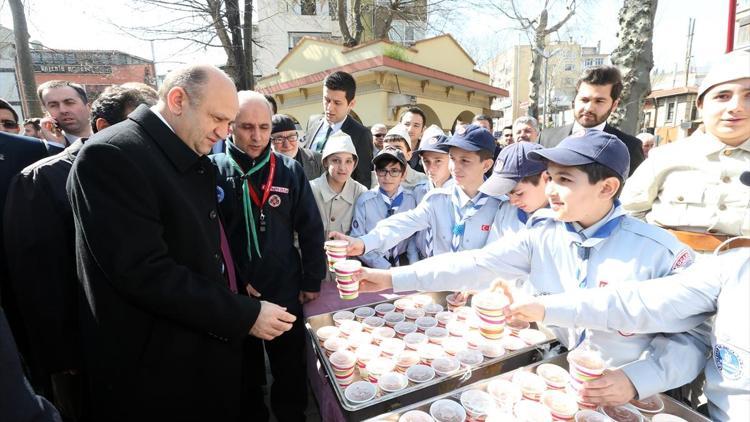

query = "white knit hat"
[697,50,750,101]
[322,132,358,162]
[385,124,412,150]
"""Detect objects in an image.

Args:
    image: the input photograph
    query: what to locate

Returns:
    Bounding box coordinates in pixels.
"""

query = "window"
[584,58,593,68]
[564,63,574,71]
[666,102,675,121]
[289,32,333,50]
[300,0,316,15]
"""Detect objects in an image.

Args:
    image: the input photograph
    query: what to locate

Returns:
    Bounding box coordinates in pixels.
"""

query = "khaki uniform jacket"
[621,131,750,236]
[310,174,368,236]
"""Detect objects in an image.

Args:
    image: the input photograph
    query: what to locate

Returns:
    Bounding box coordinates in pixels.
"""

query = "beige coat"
[310,174,368,236]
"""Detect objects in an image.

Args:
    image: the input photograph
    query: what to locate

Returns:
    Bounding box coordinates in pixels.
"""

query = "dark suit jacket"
[0,307,62,422]
[0,133,48,387]
[295,147,325,181]
[538,123,645,176]
[67,105,261,421]
[306,115,373,187]
[3,140,84,382]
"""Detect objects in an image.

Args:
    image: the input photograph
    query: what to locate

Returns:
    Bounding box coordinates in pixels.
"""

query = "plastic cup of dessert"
[515,399,553,422]
[445,292,467,311]
[394,298,415,312]
[332,310,355,327]
[366,357,396,385]
[417,342,445,365]
[406,364,436,383]
[394,350,420,373]
[537,363,571,390]
[338,320,363,338]
[346,331,373,350]
[403,332,428,350]
[460,389,495,421]
[371,326,396,345]
[379,337,406,359]
[329,350,357,387]
[404,307,426,321]
[650,414,687,422]
[353,306,376,321]
[323,336,349,356]
[456,349,484,368]
[441,337,468,356]
[415,316,438,333]
[394,321,418,339]
[398,410,433,422]
[355,344,381,379]
[445,320,469,338]
[598,404,644,422]
[378,371,408,393]
[519,328,548,346]
[542,390,579,421]
[424,302,444,316]
[374,302,396,317]
[425,326,448,345]
[429,399,466,422]
[383,311,405,327]
[486,379,522,410]
[411,294,433,308]
[431,356,461,376]
[629,395,665,414]
[480,340,506,358]
[501,335,527,351]
[506,318,531,336]
[465,331,487,350]
[512,371,547,401]
[316,325,340,346]
[435,311,457,327]
[363,316,386,332]
[575,409,612,422]
[344,380,377,404]
[453,306,473,321]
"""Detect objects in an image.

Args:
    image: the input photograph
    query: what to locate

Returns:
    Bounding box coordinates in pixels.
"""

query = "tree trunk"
[527,9,548,120]
[206,0,237,81]
[226,0,247,90]
[609,0,658,134]
[9,0,43,117]
[243,0,254,89]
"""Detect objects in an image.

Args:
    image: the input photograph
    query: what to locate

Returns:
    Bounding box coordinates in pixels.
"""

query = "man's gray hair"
[513,115,539,129]
[237,90,274,115]
[158,65,212,105]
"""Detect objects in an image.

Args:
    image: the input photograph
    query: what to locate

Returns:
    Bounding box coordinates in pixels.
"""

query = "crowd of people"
[0,48,746,422]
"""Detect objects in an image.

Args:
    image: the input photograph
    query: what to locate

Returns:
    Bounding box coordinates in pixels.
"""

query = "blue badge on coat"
[714,344,743,380]
[352,220,359,229]
[216,186,225,203]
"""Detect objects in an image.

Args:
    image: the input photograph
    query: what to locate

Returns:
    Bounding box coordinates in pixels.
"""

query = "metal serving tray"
[305,292,558,421]
[365,353,711,421]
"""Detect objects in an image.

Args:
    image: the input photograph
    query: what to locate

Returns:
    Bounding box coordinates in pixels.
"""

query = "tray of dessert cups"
[364,351,711,422]
[305,291,558,421]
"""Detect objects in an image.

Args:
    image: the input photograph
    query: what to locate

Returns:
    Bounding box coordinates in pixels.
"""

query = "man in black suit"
[37,80,92,155]
[3,85,158,421]
[67,64,295,421]
[305,71,373,187]
[538,66,645,175]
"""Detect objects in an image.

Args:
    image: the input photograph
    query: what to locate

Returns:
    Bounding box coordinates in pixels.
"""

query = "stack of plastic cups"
[355,344,380,380]
[329,350,357,388]
[472,291,509,340]
[333,260,362,300]
[324,240,348,272]
[567,345,606,410]
[445,292,467,312]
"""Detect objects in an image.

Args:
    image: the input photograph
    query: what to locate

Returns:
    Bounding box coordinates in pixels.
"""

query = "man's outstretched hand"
[353,267,393,293]
[327,232,365,256]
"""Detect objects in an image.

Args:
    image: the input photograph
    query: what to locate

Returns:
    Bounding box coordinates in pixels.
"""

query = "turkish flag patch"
[481,225,490,231]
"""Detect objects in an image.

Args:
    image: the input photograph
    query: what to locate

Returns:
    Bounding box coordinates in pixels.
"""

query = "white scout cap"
[697,50,750,102]
[385,124,412,150]
[322,132,358,162]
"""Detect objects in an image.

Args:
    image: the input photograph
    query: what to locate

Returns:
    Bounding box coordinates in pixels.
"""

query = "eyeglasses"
[375,168,403,177]
[373,133,385,138]
[270,134,298,144]
[1,120,18,129]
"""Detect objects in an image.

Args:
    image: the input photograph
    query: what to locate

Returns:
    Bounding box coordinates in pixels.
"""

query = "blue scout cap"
[526,130,630,180]
[417,125,450,154]
[480,142,547,196]
[444,124,496,153]
[372,147,407,168]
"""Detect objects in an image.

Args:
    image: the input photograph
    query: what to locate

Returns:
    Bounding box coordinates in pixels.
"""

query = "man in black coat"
[305,71,373,187]
[212,92,326,422]
[538,66,644,175]
[66,64,296,421]
[3,85,158,420]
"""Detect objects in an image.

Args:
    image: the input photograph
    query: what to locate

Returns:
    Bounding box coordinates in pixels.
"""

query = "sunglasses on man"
[1,120,18,130]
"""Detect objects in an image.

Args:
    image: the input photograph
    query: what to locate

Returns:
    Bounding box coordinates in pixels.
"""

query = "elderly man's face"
[513,123,538,142]
[699,78,750,147]
[233,100,273,159]
[371,126,387,150]
[270,129,299,158]
[641,139,655,157]
[172,73,238,156]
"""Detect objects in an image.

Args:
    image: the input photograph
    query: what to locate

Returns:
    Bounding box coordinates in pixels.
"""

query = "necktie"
[315,125,333,153]
[381,189,404,265]
[218,219,238,294]
[450,189,489,252]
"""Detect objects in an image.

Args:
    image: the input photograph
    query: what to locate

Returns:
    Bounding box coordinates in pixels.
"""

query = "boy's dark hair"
[90,85,156,133]
[520,173,543,186]
[264,94,278,114]
[576,66,623,102]
[472,114,493,131]
[37,80,88,105]
[400,107,427,126]
[477,149,495,162]
[383,135,411,151]
[375,156,406,173]
[502,125,512,132]
[0,98,18,122]
[324,71,356,103]
[579,162,625,198]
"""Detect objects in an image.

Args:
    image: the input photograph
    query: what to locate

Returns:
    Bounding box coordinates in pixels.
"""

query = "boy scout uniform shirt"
[350,188,419,268]
[542,238,750,422]
[392,204,709,399]
[621,132,750,236]
[360,184,502,259]
[310,173,368,236]
[412,178,455,259]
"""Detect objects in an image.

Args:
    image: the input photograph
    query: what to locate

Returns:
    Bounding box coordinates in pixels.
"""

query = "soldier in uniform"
[620,50,750,251]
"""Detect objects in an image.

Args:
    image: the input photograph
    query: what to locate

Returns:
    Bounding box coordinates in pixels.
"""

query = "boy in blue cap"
[412,125,454,203]
[355,130,710,407]
[350,148,419,268]
[331,124,501,259]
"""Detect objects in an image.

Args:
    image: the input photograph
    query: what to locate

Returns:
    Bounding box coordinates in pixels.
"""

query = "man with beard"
[36,80,92,154]
[539,66,644,175]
